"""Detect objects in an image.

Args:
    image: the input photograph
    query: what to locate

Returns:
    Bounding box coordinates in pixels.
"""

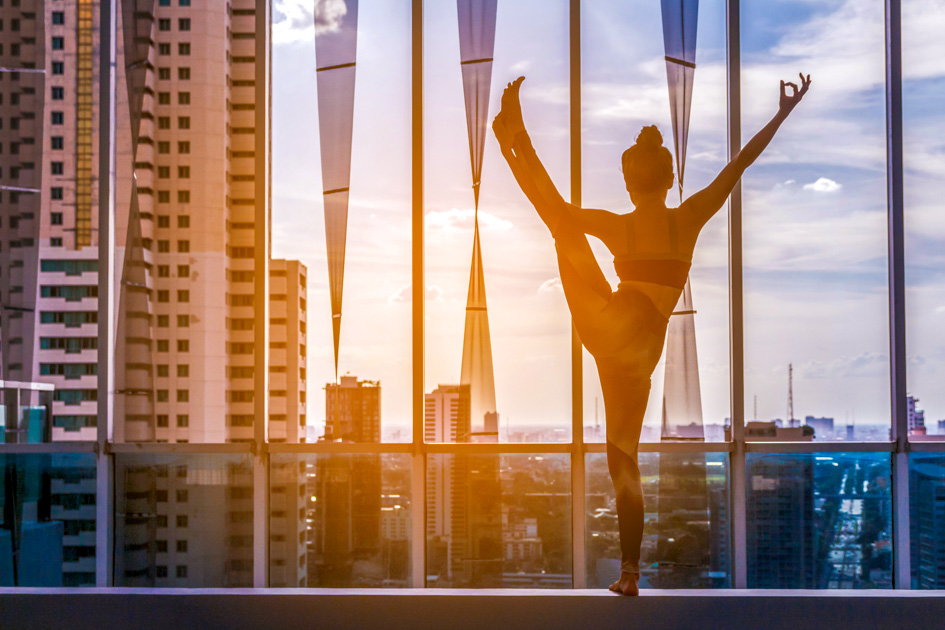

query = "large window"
[1,0,943,591]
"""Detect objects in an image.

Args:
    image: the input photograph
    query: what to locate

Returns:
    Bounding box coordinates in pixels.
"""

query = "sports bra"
[613,210,691,289]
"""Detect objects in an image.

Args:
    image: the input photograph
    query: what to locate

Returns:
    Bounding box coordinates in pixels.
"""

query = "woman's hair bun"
[635,125,663,150]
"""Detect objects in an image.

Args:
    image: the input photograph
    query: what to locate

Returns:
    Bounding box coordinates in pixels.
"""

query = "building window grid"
[1,0,929,591]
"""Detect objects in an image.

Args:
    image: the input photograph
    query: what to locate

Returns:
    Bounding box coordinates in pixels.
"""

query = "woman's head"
[621,125,674,200]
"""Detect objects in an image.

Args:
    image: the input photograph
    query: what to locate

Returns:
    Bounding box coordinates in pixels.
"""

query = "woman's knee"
[607,444,640,479]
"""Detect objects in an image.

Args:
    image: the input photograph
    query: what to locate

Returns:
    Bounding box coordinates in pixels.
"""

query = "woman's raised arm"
[682,73,811,229]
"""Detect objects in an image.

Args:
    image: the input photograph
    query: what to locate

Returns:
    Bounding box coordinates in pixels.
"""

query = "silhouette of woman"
[493,73,811,595]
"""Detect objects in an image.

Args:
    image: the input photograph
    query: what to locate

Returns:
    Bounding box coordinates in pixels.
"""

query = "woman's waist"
[614,257,690,289]
[615,281,680,321]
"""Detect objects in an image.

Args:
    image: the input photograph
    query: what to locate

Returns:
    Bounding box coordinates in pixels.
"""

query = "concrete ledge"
[2,588,945,630]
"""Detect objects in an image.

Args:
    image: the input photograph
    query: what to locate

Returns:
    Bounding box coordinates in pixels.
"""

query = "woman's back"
[597,204,699,318]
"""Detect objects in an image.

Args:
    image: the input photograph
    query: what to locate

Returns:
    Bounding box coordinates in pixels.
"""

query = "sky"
[270,0,945,439]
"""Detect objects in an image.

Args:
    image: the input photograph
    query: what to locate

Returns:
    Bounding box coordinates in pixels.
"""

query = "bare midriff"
[617,279,686,321]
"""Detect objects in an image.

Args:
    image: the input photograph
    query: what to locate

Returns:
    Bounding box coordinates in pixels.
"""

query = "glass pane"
[427,454,571,587]
[904,0,945,438]
[0,454,97,587]
[581,0,730,444]
[424,0,572,443]
[910,454,945,588]
[270,453,411,588]
[274,1,412,443]
[746,453,892,588]
[114,453,253,586]
[586,452,730,588]
[106,0,306,443]
[0,0,100,442]
[741,0,889,441]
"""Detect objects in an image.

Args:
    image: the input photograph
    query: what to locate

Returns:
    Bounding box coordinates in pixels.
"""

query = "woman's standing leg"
[599,365,651,595]
[607,441,644,593]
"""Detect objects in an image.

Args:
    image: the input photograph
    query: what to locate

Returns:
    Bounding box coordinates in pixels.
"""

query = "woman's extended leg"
[553,211,613,305]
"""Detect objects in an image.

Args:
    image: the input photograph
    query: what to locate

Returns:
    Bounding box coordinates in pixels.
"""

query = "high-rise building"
[424,384,501,586]
[910,455,945,588]
[112,0,308,585]
[312,377,381,585]
[0,0,305,587]
[323,376,380,443]
[424,384,460,581]
[0,0,114,587]
[113,0,270,444]
[746,455,816,588]
[0,1,116,442]
[908,396,926,436]
[267,259,307,444]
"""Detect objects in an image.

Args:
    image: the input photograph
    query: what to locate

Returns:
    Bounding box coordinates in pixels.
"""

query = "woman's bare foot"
[608,571,640,596]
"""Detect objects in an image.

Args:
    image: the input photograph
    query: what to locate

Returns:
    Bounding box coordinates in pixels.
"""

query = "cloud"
[538,277,563,294]
[802,352,888,379]
[425,208,513,232]
[273,0,314,43]
[389,284,443,303]
[803,177,842,193]
[313,0,348,35]
[274,0,349,43]
[509,60,532,74]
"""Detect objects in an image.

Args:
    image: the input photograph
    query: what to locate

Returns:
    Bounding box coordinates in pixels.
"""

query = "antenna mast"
[787,363,794,427]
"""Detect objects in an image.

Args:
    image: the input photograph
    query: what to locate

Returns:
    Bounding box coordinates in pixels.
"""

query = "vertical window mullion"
[96,0,117,588]
[253,0,272,588]
[885,0,910,589]
[410,0,427,589]
[569,0,586,590]
[726,0,747,590]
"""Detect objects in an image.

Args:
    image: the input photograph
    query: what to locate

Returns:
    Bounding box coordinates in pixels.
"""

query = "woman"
[493,73,811,595]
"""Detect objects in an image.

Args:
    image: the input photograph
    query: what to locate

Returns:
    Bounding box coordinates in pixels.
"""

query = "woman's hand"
[493,76,526,148]
[779,72,811,114]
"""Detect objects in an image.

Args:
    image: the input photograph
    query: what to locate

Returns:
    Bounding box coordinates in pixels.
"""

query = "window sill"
[2,588,944,630]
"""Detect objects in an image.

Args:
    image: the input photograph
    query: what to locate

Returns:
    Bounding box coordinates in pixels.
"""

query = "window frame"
[3,0,928,592]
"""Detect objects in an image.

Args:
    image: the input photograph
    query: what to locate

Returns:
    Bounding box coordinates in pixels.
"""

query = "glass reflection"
[271,453,411,588]
[427,454,570,588]
[586,452,729,589]
[746,453,891,588]
[909,455,945,589]
[0,454,96,587]
[114,454,253,587]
